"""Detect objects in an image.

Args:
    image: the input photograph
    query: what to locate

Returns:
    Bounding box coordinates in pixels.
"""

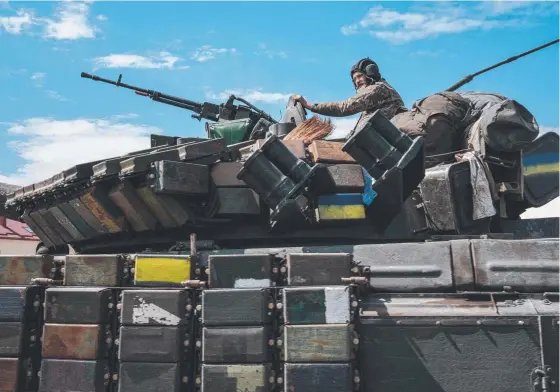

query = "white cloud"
[93,51,189,70]
[0,9,34,34]
[30,72,45,80]
[0,117,162,186]
[42,1,98,40]
[205,88,292,104]
[341,3,557,44]
[255,43,288,59]
[191,45,237,62]
[45,90,68,101]
[96,14,107,21]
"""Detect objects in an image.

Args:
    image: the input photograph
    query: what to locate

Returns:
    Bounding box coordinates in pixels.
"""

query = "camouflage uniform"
[307,78,408,126]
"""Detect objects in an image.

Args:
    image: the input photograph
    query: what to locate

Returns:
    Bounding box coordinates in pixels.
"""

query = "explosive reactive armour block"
[0,286,43,322]
[201,364,273,392]
[108,180,158,232]
[135,187,184,229]
[0,357,39,392]
[283,324,355,362]
[214,188,261,216]
[58,201,101,239]
[207,254,275,289]
[44,288,115,324]
[121,289,192,326]
[283,363,354,392]
[133,255,192,287]
[48,205,86,242]
[0,322,26,356]
[285,253,353,287]
[67,197,108,236]
[308,141,355,163]
[118,326,188,362]
[42,324,112,360]
[64,255,129,287]
[79,185,126,234]
[210,162,247,187]
[282,286,351,325]
[0,255,56,285]
[202,288,273,326]
[202,326,270,363]
[151,160,209,195]
[314,194,366,222]
[39,359,110,392]
[118,362,182,392]
[310,164,365,194]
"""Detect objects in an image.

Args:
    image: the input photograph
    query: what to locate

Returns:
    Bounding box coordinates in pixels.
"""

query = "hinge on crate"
[532,367,552,392]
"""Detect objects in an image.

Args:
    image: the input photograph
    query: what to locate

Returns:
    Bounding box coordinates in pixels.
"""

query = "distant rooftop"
[0,217,39,241]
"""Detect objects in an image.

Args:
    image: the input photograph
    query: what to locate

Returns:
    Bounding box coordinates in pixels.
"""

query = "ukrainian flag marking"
[134,256,191,285]
[315,194,366,221]
[523,153,559,176]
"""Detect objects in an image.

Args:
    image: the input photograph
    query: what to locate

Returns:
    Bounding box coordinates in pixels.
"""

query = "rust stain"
[0,358,18,390]
[0,256,48,285]
[42,324,101,359]
[80,193,121,233]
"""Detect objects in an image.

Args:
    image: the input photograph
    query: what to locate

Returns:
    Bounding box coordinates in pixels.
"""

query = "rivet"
[277,377,283,384]
[196,377,201,385]
[477,320,482,325]
[104,374,109,380]
[272,267,278,274]
[280,266,287,273]
[196,305,202,312]
[108,303,114,309]
[276,303,283,310]
[268,303,274,310]
[195,268,201,275]
[269,377,275,384]
[186,304,193,311]
[436,321,441,326]
[354,376,361,383]
[196,341,201,348]
[184,340,190,346]
[277,339,283,346]
[353,338,359,345]
[518,321,525,326]
[112,374,118,381]
[182,376,189,383]
[351,301,358,308]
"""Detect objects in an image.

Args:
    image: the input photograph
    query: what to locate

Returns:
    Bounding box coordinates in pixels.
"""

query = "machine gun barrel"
[446,38,559,92]
[80,72,219,121]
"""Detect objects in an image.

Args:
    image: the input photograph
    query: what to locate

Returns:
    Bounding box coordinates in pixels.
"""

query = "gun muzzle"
[81,72,93,79]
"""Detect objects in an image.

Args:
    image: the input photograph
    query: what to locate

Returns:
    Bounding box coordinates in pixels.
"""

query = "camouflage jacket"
[308,79,407,122]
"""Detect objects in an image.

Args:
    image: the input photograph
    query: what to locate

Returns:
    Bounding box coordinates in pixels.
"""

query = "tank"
[1,41,559,391]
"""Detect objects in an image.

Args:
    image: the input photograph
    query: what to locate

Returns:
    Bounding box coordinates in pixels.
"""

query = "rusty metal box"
[0,255,56,285]
[283,324,355,362]
[152,160,209,195]
[118,326,188,362]
[207,254,275,289]
[282,286,351,325]
[44,287,116,324]
[64,254,129,286]
[202,288,273,326]
[201,364,273,392]
[284,253,353,286]
[308,141,355,164]
[42,323,112,360]
[0,286,43,322]
[38,359,110,392]
[0,357,39,392]
[202,326,270,363]
[121,289,193,326]
[118,362,182,392]
[283,363,354,392]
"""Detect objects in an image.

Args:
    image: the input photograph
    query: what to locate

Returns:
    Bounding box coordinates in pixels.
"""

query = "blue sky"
[0,1,559,215]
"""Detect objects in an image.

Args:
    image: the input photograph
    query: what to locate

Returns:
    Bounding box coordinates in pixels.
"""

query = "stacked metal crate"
[38,254,127,392]
[279,253,359,392]
[199,254,279,392]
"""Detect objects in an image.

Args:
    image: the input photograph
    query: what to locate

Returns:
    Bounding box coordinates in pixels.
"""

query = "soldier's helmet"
[350,58,381,87]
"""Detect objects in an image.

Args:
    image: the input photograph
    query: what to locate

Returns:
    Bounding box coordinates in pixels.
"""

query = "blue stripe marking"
[523,153,559,167]
[361,167,377,206]
[318,194,363,206]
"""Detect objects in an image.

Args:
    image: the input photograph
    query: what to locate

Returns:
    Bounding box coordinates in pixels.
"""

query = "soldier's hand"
[291,94,309,109]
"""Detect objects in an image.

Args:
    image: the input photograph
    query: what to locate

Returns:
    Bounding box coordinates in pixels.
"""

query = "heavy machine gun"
[80,72,277,144]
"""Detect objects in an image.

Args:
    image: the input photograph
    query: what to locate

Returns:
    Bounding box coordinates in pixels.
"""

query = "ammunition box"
[282,286,351,325]
[133,255,191,287]
[64,255,128,287]
[208,254,275,289]
[283,363,354,392]
[118,326,187,362]
[109,180,158,232]
[0,255,55,285]
[121,289,192,326]
[283,324,355,362]
[152,160,209,195]
[285,253,353,286]
[202,288,273,326]
[0,357,38,392]
[44,288,115,324]
[118,362,181,392]
[79,185,126,234]
[42,323,111,359]
[202,326,270,363]
[135,187,182,229]
[215,188,261,216]
[0,286,43,322]
[308,141,355,163]
[310,164,365,194]
[0,322,25,356]
[210,162,247,187]
[68,197,108,236]
[38,359,110,392]
[201,364,272,392]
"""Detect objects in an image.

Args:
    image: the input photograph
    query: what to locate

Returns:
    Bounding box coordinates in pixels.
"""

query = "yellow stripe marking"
[135,256,191,284]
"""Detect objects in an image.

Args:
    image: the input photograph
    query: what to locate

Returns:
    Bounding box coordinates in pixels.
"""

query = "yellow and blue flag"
[315,193,366,222]
[523,152,559,176]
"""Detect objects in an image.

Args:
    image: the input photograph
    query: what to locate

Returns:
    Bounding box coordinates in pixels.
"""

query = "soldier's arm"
[307,85,388,117]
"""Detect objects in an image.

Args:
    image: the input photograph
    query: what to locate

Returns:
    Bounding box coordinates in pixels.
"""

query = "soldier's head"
[350,58,381,90]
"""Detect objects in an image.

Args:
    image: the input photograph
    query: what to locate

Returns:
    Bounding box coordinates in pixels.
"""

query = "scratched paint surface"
[42,324,104,359]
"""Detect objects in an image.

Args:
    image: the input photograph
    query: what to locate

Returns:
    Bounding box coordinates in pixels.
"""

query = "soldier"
[291,58,408,128]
